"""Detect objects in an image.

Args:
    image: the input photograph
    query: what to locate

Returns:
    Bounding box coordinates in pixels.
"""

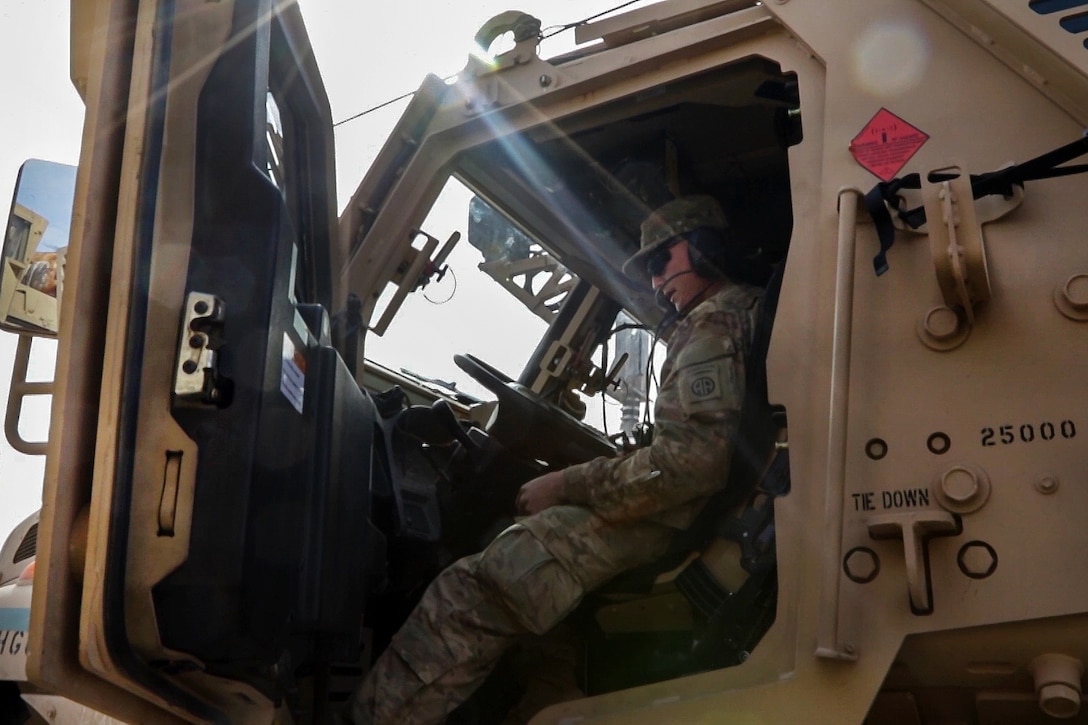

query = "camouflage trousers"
[347,505,675,725]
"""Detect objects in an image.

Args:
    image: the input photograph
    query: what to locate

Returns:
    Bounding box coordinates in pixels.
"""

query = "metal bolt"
[923,306,960,341]
[844,547,879,583]
[941,466,980,503]
[539,74,552,87]
[189,333,207,349]
[1061,274,1088,311]
[934,464,990,514]
[957,541,998,579]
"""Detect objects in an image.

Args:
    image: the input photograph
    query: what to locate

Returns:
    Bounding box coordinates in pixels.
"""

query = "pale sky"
[0,0,657,542]
[0,0,83,543]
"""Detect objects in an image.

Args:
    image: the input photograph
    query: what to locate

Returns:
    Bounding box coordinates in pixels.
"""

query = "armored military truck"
[7,0,1088,723]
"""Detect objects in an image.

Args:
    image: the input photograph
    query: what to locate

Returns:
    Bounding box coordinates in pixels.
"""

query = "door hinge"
[173,292,227,407]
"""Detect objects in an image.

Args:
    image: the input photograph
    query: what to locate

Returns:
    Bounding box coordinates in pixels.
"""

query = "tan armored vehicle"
[8,0,1088,722]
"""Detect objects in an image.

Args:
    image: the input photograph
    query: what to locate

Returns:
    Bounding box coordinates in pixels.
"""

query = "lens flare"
[851,20,929,98]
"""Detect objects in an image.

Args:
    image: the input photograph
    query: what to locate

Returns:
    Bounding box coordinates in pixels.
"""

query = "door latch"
[173,292,228,407]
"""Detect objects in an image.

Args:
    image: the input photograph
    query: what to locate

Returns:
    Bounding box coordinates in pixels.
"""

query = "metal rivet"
[1035,476,1059,495]
[539,74,552,87]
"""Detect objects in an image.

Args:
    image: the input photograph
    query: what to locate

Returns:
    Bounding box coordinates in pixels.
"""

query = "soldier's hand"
[516,471,567,516]
[609,424,653,453]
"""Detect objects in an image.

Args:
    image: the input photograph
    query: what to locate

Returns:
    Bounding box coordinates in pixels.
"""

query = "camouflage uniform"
[348,282,760,725]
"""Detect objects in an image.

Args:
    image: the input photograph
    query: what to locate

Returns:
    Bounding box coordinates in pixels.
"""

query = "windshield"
[363,176,660,435]
[364,178,551,402]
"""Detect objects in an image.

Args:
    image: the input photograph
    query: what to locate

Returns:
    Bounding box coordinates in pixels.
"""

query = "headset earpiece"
[686,227,731,279]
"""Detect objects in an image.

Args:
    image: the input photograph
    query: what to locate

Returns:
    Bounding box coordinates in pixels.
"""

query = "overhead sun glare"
[851,19,930,98]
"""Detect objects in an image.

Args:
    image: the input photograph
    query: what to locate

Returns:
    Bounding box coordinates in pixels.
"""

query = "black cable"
[641,280,716,430]
[331,0,655,127]
[540,0,648,39]
[333,90,417,128]
[600,338,610,437]
[642,314,673,432]
[423,265,458,304]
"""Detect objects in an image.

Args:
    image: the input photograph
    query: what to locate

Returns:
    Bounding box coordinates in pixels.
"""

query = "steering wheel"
[452,353,615,466]
[453,353,515,395]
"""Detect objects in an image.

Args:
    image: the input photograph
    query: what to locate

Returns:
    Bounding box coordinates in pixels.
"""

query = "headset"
[688,224,769,286]
[649,226,734,312]
[686,226,735,281]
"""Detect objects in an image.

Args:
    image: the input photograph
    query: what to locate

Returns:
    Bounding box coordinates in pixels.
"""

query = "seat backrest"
[671,261,787,554]
[592,265,788,596]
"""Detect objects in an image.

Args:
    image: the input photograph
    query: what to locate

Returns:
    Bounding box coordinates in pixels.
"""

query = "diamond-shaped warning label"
[849,108,929,182]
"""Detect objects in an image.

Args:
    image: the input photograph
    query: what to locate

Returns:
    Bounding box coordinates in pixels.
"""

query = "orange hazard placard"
[849,108,929,182]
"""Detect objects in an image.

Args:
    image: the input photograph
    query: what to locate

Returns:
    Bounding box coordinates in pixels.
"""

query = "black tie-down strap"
[866,132,1088,276]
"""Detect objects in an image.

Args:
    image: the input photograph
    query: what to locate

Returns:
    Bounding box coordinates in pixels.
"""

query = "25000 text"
[981,420,1076,447]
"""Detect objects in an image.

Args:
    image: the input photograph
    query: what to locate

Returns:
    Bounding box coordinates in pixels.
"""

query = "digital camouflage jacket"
[563,283,761,529]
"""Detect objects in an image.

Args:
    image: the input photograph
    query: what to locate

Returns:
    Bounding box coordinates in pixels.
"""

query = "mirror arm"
[5,333,52,455]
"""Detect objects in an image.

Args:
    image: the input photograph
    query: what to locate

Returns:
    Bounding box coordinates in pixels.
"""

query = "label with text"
[980,419,1076,447]
[849,108,929,182]
[852,488,931,511]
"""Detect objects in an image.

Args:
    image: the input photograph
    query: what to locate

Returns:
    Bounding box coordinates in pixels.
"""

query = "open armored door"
[29,0,376,721]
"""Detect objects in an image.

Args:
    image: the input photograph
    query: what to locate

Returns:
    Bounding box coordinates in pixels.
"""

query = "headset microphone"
[652,269,699,310]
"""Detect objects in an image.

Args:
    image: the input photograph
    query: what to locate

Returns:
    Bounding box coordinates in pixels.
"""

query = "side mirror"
[1,159,77,336]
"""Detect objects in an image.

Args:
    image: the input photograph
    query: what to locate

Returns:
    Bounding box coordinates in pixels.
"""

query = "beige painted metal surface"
[525,0,1088,721]
[27,0,1088,722]
[28,0,176,721]
[33,0,275,722]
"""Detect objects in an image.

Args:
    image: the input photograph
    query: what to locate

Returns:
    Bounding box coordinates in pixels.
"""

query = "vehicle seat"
[576,262,788,694]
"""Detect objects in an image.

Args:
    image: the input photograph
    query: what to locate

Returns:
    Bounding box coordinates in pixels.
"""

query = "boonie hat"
[622,195,728,282]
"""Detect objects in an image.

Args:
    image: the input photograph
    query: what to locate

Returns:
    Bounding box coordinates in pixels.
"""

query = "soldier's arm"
[563,309,746,522]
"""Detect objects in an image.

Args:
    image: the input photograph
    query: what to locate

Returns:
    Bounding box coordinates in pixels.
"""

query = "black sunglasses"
[644,238,681,277]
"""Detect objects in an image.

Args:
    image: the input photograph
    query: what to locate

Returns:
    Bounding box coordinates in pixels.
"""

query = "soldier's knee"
[476,526,583,635]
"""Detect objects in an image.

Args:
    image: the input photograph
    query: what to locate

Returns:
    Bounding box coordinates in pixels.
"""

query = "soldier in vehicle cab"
[348,194,763,724]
